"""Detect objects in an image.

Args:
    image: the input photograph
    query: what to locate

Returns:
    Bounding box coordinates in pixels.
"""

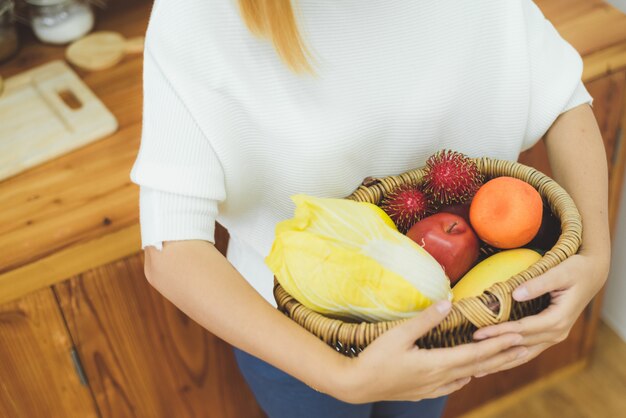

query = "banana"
[452,248,542,302]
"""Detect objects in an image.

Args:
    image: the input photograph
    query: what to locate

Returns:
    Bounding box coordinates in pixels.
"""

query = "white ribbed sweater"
[130,0,593,306]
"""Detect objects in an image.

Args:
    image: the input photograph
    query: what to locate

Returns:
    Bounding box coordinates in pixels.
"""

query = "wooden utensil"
[66,31,144,71]
[0,60,118,182]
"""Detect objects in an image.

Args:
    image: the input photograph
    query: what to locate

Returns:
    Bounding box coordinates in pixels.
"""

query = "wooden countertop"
[0,0,150,303]
[1,0,626,304]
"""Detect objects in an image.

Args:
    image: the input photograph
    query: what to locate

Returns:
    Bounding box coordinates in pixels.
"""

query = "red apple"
[406,213,480,284]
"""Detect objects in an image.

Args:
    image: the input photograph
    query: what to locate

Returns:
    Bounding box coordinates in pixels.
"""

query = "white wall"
[603,174,626,342]
[606,0,626,13]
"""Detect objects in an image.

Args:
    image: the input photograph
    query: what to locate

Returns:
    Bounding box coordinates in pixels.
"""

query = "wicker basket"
[273,157,582,356]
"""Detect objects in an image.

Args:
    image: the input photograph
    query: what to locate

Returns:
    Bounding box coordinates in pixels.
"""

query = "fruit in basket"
[526,200,561,251]
[439,202,472,224]
[265,194,452,322]
[406,213,480,284]
[469,176,543,249]
[423,149,484,205]
[452,248,542,301]
[379,184,432,233]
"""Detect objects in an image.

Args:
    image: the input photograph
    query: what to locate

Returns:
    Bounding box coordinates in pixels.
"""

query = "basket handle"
[454,282,513,328]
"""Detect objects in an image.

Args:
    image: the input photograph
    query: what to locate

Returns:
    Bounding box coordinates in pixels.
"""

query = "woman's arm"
[145,240,525,403]
[144,240,345,394]
[544,103,611,262]
[473,103,611,370]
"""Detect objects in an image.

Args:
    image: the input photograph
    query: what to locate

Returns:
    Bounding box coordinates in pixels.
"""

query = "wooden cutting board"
[0,60,118,182]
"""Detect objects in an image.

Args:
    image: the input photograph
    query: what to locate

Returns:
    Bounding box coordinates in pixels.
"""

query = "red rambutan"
[379,184,432,233]
[423,149,484,205]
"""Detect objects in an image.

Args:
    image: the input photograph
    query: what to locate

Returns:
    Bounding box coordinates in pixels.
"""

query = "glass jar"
[25,0,94,45]
[0,0,19,62]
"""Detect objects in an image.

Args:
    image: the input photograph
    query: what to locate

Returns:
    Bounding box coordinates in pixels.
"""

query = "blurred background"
[0,0,625,417]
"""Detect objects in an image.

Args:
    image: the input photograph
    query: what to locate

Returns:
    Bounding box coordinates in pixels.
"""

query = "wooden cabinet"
[53,252,264,418]
[0,232,265,418]
[0,288,99,418]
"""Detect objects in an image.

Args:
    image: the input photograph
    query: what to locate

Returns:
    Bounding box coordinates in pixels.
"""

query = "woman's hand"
[332,300,527,403]
[470,249,610,376]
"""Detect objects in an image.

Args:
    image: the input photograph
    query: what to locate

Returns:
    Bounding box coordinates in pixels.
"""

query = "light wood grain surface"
[0,60,118,182]
[0,1,149,301]
[460,321,626,418]
[1,0,626,303]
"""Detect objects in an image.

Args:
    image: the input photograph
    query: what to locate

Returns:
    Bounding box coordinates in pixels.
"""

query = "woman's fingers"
[392,376,473,401]
[473,343,549,377]
[421,376,473,400]
[386,375,473,402]
[473,305,561,340]
[391,300,452,347]
[518,331,568,347]
[512,268,568,302]
[458,345,528,378]
[426,332,522,370]
[395,340,529,401]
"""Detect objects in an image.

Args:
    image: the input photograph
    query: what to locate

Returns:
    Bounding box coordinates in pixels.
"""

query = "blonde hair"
[238,0,313,74]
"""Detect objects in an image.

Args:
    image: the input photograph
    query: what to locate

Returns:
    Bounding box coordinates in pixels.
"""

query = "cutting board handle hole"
[57,89,83,110]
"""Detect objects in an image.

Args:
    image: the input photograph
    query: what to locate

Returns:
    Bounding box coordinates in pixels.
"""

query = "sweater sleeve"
[129,48,226,251]
[520,0,594,152]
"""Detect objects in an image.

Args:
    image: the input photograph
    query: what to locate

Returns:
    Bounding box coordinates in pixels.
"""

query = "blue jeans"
[233,346,448,418]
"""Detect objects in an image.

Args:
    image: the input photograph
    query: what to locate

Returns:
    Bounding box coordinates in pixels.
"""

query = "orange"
[469,176,543,249]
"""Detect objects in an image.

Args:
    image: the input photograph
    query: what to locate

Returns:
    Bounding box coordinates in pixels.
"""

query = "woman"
[130,0,611,417]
